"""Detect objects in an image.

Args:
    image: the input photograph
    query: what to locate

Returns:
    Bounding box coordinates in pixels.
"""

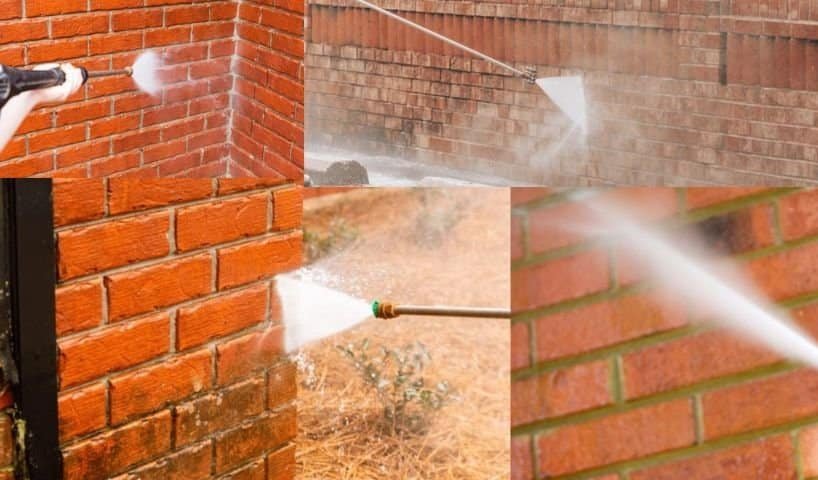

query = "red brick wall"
[307,1,818,184]
[52,178,301,479]
[2,1,304,180]
[511,187,818,479]
[232,0,306,179]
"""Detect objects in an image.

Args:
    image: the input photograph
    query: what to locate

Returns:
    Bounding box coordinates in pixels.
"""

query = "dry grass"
[295,188,510,479]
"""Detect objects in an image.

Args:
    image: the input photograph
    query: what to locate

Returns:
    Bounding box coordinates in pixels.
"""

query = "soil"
[295,187,510,479]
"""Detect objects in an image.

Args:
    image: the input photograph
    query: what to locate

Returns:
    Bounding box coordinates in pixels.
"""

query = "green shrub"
[337,338,453,434]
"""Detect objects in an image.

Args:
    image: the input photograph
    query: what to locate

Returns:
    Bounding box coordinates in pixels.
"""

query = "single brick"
[59,313,170,388]
[217,327,284,386]
[214,407,296,474]
[107,178,214,215]
[53,179,105,227]
[746,242,818,301]
[0,416,11,467]
[780,189,818,241]
[511,437,533,480]
[686,188,768,209]
[56,280,102,336]
[217,233,301,290]
[267,361,297,410]
[268,443,296,480]
[535,292,687,362]
[511,249,610,312]
[109,349,212,425]
[175,377,265,447]
[109,441,211,480]
[106,254,212,322]
[57,212,170,280]
[177,284,268,350]
[630,435,794,480]
[538,399,695,476]
[512,360,611,427]
[176,193,268,251]
[62,411,172,480]
[623,329,780,399]
[703,368,818,439]
[59,382,107,441]
[273,187,302,230]
[510,322,529,370]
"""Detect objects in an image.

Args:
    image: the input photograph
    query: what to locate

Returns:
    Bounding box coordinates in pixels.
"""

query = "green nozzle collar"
[371,300,379,318]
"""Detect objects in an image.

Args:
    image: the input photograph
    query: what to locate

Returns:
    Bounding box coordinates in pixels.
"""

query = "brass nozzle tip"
[375,301,398,319]
[125,66,134,76]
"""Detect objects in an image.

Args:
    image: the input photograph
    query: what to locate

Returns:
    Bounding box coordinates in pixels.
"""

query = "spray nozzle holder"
[372,300,398,319]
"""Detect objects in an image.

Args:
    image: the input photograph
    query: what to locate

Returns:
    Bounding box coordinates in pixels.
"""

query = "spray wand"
[0,65,133,109]
[372,300,510,319]
[354,0,537,83]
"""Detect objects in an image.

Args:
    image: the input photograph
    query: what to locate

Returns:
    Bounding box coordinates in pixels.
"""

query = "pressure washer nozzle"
[523,67,538,84]
[372,300,398,319]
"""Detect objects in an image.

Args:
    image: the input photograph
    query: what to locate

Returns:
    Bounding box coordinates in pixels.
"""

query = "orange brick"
[57,212,170,280]
[272,187,301,230]
[56,280,102,336]
[109,349,212,425]
[62,411,172,480]
[511,361,611,427]
[216,327,283,386]
[59,313,170,388]
[631,435,794,480]
[106,254,212,321]
[54,180,104,228]
[177,284,268,350]
[176,194,269,252]
[779,189,818,241]
[686,187,768,209]
[535,292,686,362]
[511,437,533,480]
[538,400,695,476]
[702,368,818,439]
[217,233,301,290]
[216,179,288,195]
[107,178,213,215]
[623,330,780,399]
[747,242,818,301]
[175,378,265,446]
[267,444,296,480]
[511,249,609,312]
[213,407,296,474]
[59,383,107,441]
[267,361,296,410]
[109,442,211,480]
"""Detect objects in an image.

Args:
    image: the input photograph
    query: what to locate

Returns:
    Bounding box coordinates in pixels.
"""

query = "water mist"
[570,194,818,369]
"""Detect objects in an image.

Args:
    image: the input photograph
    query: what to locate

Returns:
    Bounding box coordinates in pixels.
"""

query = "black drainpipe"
[0,179,60,480]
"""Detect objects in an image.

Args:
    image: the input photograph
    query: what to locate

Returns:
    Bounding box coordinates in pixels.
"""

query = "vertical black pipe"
[4,179,59,480]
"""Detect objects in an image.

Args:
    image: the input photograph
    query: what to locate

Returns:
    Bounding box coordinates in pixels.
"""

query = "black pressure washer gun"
[0,64,133,109]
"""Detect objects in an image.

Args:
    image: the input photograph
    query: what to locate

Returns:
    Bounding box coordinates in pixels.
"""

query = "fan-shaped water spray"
[131,51,162,96]
[536,76,588,134]
[277,271,374,352]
